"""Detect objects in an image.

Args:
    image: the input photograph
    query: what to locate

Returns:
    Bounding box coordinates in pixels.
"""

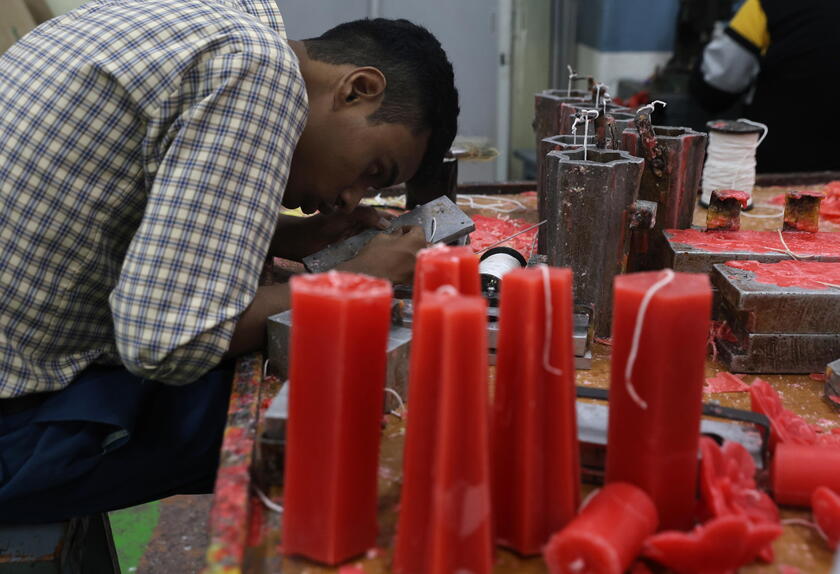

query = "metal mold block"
[717,333,840,374]
[542,147,645,338]
[303,196,474,273]
[266,311,412,413]
[712,263,840,334]
[826,358,840,411]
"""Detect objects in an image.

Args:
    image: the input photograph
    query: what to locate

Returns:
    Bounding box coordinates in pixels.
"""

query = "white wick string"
[782,518,828,542]
[594,83,606,109]
[701,119,768,205]
[816,281,840,290]
[566,65,577,98]
[766,230,818,260]
[253,484,284,514]
[263,359,271,379]
[429,217,437,243]
[435,284,459,296]
[624,269,676,410]
[457,194,528,214]
[540,265,564,376]
[636,100,667,116]
[741,207,784,218]
[578,488,601,512]
[578,109,599,161]
[384,387,406,418]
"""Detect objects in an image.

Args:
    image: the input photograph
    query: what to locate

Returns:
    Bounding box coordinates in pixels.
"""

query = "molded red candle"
[771,444,840,507]
[605,271,712,530]
[412,245,480,309]
[492,266,580,555]
[812,486,840,550]
[283,272,393,564]
[543,482,658,574]
[393,291,493,574]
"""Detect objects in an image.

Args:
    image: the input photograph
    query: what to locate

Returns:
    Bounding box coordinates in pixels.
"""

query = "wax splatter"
[666,229,840,257]
[469,215,538,256]
[704,372,749,393]
[725,260,840,290]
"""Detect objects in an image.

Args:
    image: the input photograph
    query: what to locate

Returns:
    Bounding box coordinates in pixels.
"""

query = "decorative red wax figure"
[698,437,780,562]
[605,270,712,530]
[642,514,782,574]
[812,486,840,550]
[282,272,393,565]
[393,290,493,574]
[412,245,480,309]
[491,266,580,555]
[772,444,840,507]
[543,482,658,574]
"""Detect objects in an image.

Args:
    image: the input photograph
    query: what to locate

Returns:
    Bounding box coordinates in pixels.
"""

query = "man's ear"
[334,67,386,110]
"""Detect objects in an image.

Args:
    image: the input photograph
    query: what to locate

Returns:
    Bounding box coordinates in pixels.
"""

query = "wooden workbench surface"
[234,185,840,574]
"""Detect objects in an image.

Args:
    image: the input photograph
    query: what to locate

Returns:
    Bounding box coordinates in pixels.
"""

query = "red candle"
[282,272,393,564]
[771,444,840,507]
[605,270,712,530]
[543,482,658,574]
[412,245,480,309]
[492,266,580,555]
[393,291,493,574]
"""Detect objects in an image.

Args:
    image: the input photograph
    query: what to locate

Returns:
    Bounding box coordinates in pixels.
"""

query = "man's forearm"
[226,282,291,357]
[268,214,324,261]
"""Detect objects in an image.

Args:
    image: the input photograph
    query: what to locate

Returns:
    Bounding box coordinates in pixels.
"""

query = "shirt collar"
[234,0,288,39]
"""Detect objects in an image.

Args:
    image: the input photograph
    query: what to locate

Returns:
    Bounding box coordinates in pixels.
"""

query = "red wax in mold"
[605,271,712,530]
[725,260,840,290]
[492,267,580,555]
[666,229,840,256]
[282,272,392,565]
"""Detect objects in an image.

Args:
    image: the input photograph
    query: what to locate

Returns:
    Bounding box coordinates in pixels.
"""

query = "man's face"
[284,107,430,215]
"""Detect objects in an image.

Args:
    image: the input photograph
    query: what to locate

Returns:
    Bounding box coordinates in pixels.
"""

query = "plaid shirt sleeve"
[110,47,308,383]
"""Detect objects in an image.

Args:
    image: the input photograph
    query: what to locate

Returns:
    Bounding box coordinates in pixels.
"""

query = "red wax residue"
[470,215,538,255]
[750,379,840,450]
[812,486,840,550]
[714,189,750,207]
[725,260,840,290]
[642,515,782,574]
[698,438,780,562]
[704,372,749,394]
[665,229,840,257]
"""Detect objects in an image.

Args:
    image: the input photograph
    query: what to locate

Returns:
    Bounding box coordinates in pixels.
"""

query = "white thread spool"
[700,119,768,209]
[479,247,526,294]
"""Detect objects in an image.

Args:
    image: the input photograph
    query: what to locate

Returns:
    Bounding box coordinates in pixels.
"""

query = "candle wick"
[569,558,585,572]
[624,269,675,410]
[384,387,407,417]
[539,265,564,377]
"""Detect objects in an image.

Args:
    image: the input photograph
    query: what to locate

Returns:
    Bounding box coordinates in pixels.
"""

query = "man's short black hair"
[304,18,459,184]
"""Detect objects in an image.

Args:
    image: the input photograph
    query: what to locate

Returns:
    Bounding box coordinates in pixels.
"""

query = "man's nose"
[337,186,366,213]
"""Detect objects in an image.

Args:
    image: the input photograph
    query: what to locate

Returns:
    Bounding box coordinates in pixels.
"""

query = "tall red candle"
[393,291,493,574]
[492,266,580,555]
[605,270,711,530]
[772,444,840,507]
[543,482,658,574]
[412,245,480,309]
[282,272,392,564]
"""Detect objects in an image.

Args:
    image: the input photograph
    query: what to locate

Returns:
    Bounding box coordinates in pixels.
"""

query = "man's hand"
[337,225,427,285]
[269,207,394,261]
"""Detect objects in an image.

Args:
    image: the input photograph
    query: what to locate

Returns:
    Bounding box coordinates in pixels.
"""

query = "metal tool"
[302,196,475,274]
[576,386,769,483]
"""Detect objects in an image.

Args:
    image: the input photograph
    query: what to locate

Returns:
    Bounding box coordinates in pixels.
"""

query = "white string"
[429,217,437,242]
[578,109,599,161]
[435,284,459,296]
[593,83,606,109]
[766,230,818,260]
[635,100,667,116]
[456,194,528,214]
[566,65,576,98]
[578,487,601,512]
[528,227,539,260]
[384,387,406,418]
[571,116,582,146]
[741,207,784,219]
[540,265,564,376]
[816,281,840,290]
[782,518,829,542]
[474,220,547,255]
[253,484,284,514]
[624,269,676,410]
[701,119,768,205]
[263,359,271,380]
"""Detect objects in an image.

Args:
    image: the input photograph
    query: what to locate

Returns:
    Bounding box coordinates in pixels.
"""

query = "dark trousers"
[0,364,233,524]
